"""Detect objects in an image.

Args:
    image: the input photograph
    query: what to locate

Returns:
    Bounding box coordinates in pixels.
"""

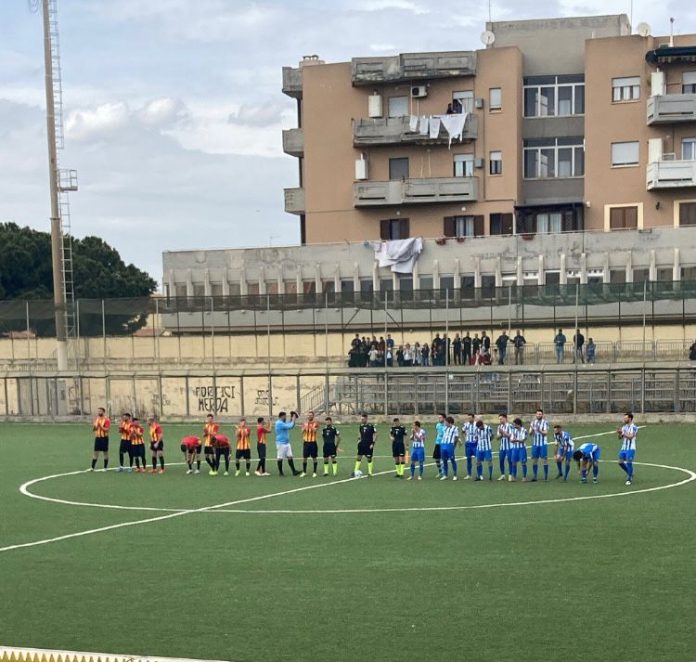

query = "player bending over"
[390,417,407,478]
[213,433,231,476]
[475,418,494,481]
[235,418,252,476]
[617,412,638,486]
[181,436,202,474]
[408,421,426,480]
[553,424,574,480]
[573,442,601,484]
[353,413,377,477]
[322,417,340,477]
[440,416,460,480]
[90,407,111,472]
[529,409,549,481]
[117,412,132,472]
[148,416,165,474]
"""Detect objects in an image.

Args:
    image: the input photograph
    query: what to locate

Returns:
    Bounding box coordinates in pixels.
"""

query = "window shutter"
[444,217,456,237]
[610,208,624,230]
[380,220,390,240]
[562,210,575,232]
[474,215,485,237]
[400,218,410,238]
[501,213,513,234]
[625,206,638,229]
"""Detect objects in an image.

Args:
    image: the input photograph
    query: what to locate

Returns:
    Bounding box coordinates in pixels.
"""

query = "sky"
[1,0,695,284]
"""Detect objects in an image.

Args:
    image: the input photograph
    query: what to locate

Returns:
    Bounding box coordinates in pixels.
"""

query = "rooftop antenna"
[669,17,675,47]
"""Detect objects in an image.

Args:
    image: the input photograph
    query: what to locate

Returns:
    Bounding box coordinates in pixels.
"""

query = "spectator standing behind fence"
[472,333,481,362]
[462,332,472,365]
[513,330,526,365]
[421,343,430,366]
[586,338,596,364]
[452,334,462,365]
[495,330,509,365]
[574,328,585,364]
[554,329,566,364]
[413,342,422,366]
[403,343,413,367]
[690,340,696,361]
[481,331,491,354]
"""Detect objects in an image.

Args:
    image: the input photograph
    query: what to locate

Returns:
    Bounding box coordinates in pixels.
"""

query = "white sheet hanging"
[429,116,441,139]
[418,116,429,135]
[373,237,424,274]
[409,115,419,132]
[439,112,468,147]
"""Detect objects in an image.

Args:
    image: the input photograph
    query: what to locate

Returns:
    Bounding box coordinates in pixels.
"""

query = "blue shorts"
[618,449,635,461]
[531,445,548,460]
[465,442,477,458]
[440,445,455,461]
[584,448,601,462]
[558,449,573,461]
[510,446,527,463]
[476,449,492,462]
[411,447,425,462]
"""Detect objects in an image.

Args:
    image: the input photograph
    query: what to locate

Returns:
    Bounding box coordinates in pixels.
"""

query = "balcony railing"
[354,177,478,207]
[646,159,696,190]
[282,128,304,157]
[352,51,477,85]
[353,114,477,146]
[647,94,696,125]
[284,187,305,214]
[282,67,302,98]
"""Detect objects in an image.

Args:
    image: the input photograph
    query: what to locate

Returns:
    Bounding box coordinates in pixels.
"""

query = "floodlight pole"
[42,0,68,370]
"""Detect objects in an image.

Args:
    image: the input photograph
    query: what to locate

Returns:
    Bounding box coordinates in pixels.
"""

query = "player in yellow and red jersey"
[203,413,220,474]
[90,407,111,472]
[301,411,320,478]
[235,419,252,477]
[148,416,165,474]
[255,417,272,476]
[117,412,132,472]
[129,418,147,472]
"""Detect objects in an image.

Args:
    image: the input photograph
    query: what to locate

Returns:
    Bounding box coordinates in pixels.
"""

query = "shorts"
[618,449,635,462]
[531,445,548,460]
[498,448,510,462]
[557,449,573,461]
[132,444,146,458]
[476,449,493,462]
[440,444,455,461]
[257,443,267,459]
[94,437,109,453]
[432,444,441,460]
[323,443,337,458]
[510,446,527,463]
[303,441,318,459]
[276,443,293,460]
[357,441,373,457]
[150,441,164,453]
[411,447,425,463]
[392,441,406,457]
[181,443,201,454]
[119,440,131,454]
[465,442,477,459]
[235,448,251,460]
[204,446,214,455]
[216,446,231,458]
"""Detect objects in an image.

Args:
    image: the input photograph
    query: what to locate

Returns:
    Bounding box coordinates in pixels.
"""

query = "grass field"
[0,420,695,662]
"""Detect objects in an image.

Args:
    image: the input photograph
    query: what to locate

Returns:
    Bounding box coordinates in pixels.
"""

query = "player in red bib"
[180,436,202,474]
[212,433,231,476]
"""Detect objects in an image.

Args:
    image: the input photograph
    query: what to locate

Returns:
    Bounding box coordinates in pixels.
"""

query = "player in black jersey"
[353,413,377,477]
[322,417,341,477]
[390,418,407,478]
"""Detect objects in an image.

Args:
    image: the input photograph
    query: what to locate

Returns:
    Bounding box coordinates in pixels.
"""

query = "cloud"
[65,102,130,141]
[355,0,430,14]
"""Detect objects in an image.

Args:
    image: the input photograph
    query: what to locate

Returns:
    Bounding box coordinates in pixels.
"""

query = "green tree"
[0,223,157,336]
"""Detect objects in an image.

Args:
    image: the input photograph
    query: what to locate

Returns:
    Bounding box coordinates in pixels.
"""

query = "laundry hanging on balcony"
[418,116,429,135]
[373,237,424,274]
[407,113,469,147]
[409,115,419,132]
[429,116,441,140]
[439,112,468,147]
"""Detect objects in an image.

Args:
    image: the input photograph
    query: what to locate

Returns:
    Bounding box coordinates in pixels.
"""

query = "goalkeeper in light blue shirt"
[433,413,446,477]
[274,411,300,476]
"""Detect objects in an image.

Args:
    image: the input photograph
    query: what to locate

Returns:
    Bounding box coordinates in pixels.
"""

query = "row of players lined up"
[90,409,639,485]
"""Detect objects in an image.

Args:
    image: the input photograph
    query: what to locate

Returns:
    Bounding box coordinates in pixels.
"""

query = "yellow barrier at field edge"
[0,650,229,662]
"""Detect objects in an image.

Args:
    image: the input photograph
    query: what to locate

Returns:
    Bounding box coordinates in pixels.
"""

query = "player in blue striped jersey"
[408,421,426,480]
[529,409,549,481]
[434,413,446,478]
[573,442,601,483]
[439,416,460,480]
[461,413,478,479]
[617,412,638,486]
[510,418,529,482]
[474,418,494,481]
[496,414,513,481]
[553,424,574,481]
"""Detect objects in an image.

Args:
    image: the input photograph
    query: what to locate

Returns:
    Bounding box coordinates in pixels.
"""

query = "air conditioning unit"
[474,97,485,109]
[474,158,485,169]
[411,85,428,98]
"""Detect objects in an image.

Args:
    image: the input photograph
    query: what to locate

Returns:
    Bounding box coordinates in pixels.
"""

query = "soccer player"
[439,416,459,480]
[553,424,574,480]
[117,412,132,472]
[390,418,407,478]
[322,416,340,477]
[213,433,231,476]
[129,417,146,472]
[510,418,528,482]
[181,435,202,474]
[148,416,165,474]
[529,409,550,481]
[573,442,601,484]
[461,412,477,479]
[255,417,272,476]
[275,411,301,476]
[617,412,638,486]
[235,418,252,476]
[408,421,426,480]
[353,413,377,478]
[433,413,446,477]
[496,414,513,481]
[475,418,494,481]
[90,407,111,471]
[301,411,320,477]
[203,413,220,475]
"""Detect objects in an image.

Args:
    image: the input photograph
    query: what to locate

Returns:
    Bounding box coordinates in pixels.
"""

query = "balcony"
[353,114,477,147]
[354,177,478,207]
[352,51,476,85]
[647,94,696,125]
[282,128,304,157]
[282,67,302,98]
[284,187,305,214]
[646,159,696,190]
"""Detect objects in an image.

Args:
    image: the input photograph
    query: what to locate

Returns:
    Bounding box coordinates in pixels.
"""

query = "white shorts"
[276,443,293,460]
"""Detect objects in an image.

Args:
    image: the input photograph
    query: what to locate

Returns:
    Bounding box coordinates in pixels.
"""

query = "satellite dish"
[637,22,652,37]
[481,30,496,46]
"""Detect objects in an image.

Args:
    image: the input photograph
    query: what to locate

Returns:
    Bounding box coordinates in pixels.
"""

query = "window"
[536,212,563,234]
[679,202,696,226]
[611,141,640,167]
[418,276,433,291]
[443,215,483,238]
[379,278,394,293]
[440,275,455,296]
[397,275,413,301]
[174,284,187,299]
[340,279,354,294]
[545,271,560,285]
[612,76,641,102]
[460,275,475,299]
[633,269,650,283]
[389,157,409,180]
[610,269,626,284]
[210,282,223,297]
[682,138,696,161]
[524,137,584,178]
[453,90,474,113]
[517,207,582,234]
[284,281,298,295]
[228,282,241,296]
[490,213,513,235]
[587,269,605,285]
[380,218,410,240]
[682,72,696,94]
[246,282,260,296]
[523,74,584,117]
[302,280,316,294]
[322,280,336,294]
[266,281,279,295]
[192,284,205,298]
[657,268,673,282]
[481,275,496,298]
[489,87,502,111]
[609,206,638,230]
[490,151,502,175]
[388,96,409,117]
[453,153,474,177]
[682,266,696,281]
